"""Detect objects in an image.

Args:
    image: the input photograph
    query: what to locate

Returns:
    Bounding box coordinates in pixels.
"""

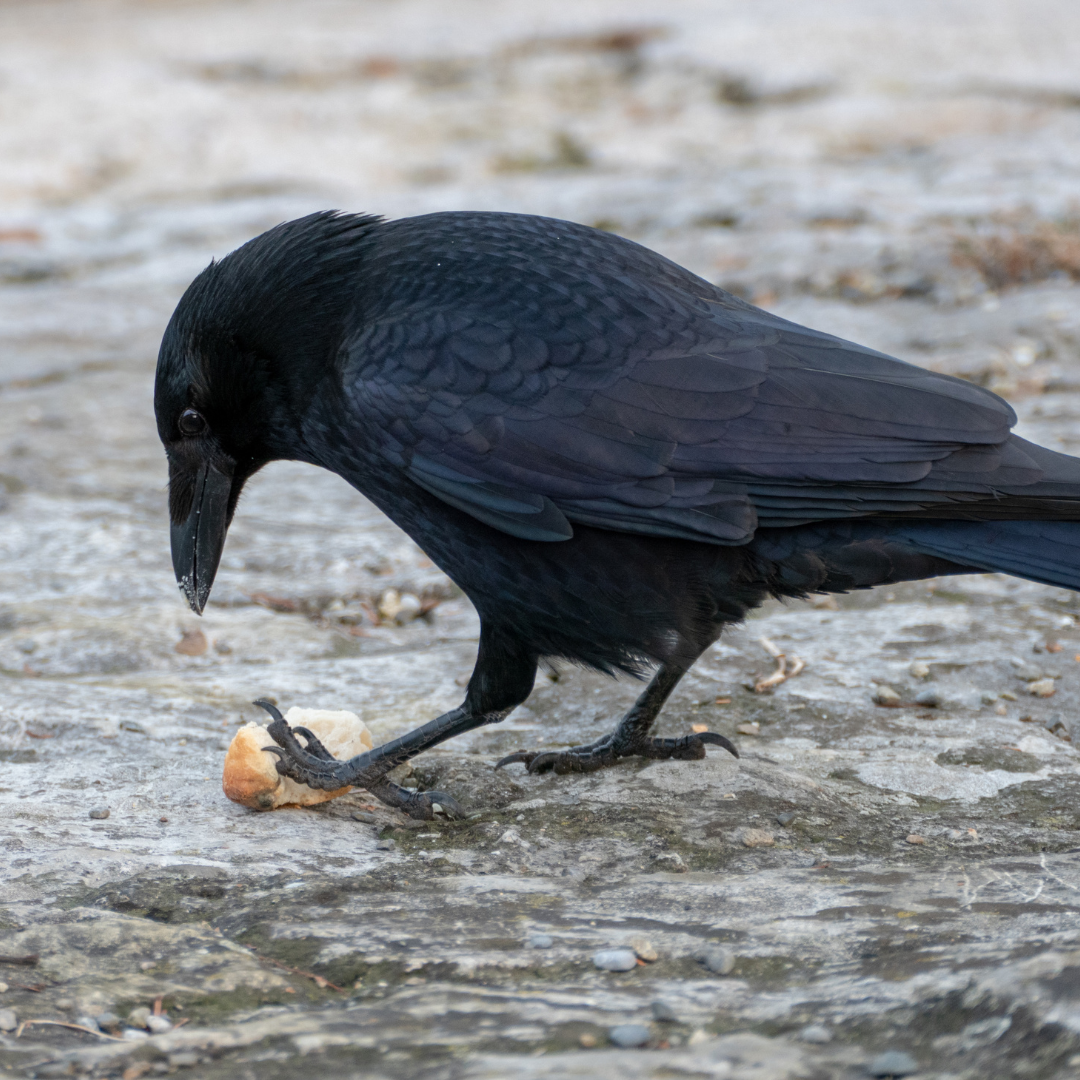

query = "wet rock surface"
[2,1,1080,1077]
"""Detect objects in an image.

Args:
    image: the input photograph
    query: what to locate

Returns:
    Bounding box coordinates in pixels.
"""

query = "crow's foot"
[253,700,461,819]
[495,731,739,775]
[364,777,462,821]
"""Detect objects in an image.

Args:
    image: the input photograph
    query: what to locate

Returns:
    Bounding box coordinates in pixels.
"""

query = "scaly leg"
[261,629,537,819]
[495,660,738,775]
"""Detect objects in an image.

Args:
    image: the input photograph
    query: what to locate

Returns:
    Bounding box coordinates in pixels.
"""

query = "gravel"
[608,1024,651,1048]
[592,948,638,972]
[702,946,736,975]
[868,1050,919,1077]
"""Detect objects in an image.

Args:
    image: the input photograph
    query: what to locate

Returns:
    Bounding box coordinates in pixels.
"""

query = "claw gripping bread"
[223,708,373,810]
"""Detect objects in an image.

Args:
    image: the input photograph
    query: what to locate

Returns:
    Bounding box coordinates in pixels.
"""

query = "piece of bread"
[222,707,373,810]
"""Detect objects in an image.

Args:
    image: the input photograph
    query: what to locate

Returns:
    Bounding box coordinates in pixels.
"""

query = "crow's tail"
[751,519,1080,596]
[893,520,1080,592]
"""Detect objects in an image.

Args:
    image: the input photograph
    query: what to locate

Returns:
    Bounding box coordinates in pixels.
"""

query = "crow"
[156,210,1080,819]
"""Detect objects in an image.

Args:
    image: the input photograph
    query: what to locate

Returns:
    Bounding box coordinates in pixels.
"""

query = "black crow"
[156,210,1080,819]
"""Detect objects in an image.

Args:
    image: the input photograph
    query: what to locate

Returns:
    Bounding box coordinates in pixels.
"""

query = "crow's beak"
[171,462,234,615]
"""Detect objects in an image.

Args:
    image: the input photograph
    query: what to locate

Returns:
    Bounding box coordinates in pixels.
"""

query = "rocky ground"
[2,1,1080,1077]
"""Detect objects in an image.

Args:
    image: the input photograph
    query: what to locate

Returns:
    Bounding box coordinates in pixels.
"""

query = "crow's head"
[154,211,380,613]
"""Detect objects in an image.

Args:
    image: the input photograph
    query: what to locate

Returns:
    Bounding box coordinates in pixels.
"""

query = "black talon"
[253,698,284,721]
[288,725,335,760]
[694,731,740,759]
[494,751,539,770]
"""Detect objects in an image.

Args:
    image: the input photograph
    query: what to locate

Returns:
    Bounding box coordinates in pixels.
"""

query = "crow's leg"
[495,660,738,775]
[259,628,537,819]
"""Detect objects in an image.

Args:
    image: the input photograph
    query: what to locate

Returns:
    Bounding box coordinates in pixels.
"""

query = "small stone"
[651,999,679,1023]
[873,686,902,707]
[593,948,638,972]
[0,982,7,993]
[76,1016,100,1032]
[906,834,925,845]
[352,811,377,823]
[868,1050,918,1077]
[741,828,775,848]
[798,1024,832,1043]
[735,721,759,736]
[980,692,998,705]
[127,1007,151,1029]
[1029,678,1056,698]
[167,1054,200,1068]
[776,811,797,826]
[95,1012,120,1030]
[652,852,687,873]
[702,946,735,974]
[994,703,1008,715]
[527,933,553,949]
[908,661,930,679]
[578,1033,598,1048]
[608,1023,650,1048]
[145,1015,172,1034]
[375,839,395,851]
[0,1009,16,1032]
[630,937,658,962]
[122,1028,149,1041]
[913,689,941,708]
[174,627,208,656]
[88,808,110,820]
[1001,691,1018,701]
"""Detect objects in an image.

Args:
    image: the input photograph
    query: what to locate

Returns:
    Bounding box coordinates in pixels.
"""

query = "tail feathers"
[896,520,1080,592]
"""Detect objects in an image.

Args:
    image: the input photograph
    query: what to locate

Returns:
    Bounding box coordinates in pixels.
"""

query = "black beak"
[171,462,234,615]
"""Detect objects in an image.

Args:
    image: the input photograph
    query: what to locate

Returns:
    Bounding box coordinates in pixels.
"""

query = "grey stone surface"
[1,1,1080,1077]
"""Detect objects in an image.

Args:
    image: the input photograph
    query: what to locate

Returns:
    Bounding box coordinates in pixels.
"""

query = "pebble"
[593,948,638,972]
[88,808,110,820]
[76,1016,100,1032]
[741,828,775,848]
[167,1053,200,1068]
[908,662,930,679]
[868,1050,918,1077]
[608,1023,650,1048]
[652,852,687,872]
[95,1012,119,1030]
[1028,678,1056,697]
[873,686,902,706]
[127,1007,151,1028]
[776,811,797,826]
[351,811,377,823]
[650,999,679,1023]
[0,1009,16,1032]
[578,1033,598,1048]
[980,691,998,705]
[0,982,7,993]
[702,946,735,975]
[375,839,395,851]
[630,937,658,962]
[1000,691,1018,701]
[122,1028,149,1041]
[906,834,925,845]
[913,689,941,707]
[735,721,759,736]
[527,933,553,949]
[146,1015,172,1034]
[798,1024,832,1043]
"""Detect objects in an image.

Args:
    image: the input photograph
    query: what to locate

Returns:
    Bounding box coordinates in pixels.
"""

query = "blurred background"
[2,0,1080,388]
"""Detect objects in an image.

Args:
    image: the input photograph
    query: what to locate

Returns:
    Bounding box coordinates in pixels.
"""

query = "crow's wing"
[341,213,1023,544]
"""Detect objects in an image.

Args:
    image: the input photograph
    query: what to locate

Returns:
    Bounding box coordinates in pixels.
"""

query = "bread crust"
[222,708,373,810]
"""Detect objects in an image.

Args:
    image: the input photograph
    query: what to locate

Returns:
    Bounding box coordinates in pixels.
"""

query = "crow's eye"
[178,409,207,436]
